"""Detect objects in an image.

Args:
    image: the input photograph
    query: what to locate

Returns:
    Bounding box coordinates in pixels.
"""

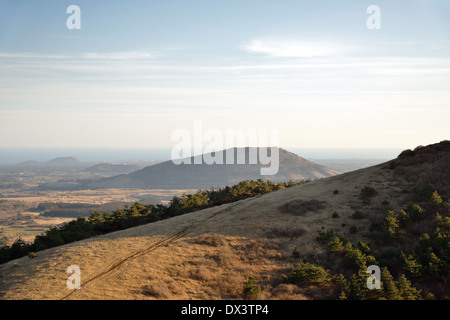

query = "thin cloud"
[242,38,353,58]
[0,52,72,59]
[84,51,154,60]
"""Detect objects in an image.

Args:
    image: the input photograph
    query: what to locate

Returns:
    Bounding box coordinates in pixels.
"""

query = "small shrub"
[195,234,227,247]
[396,274,422,300]
[28,252,37,259]
[356,242,371,255]
[352,210,364,219]
[343,244,377,271]
[398,210,409,225]
[369,221,382,232]
[430,191,443,206]
[382,210,400,239]
[283,261,328,284]
[279,199,327,216]
[407,204,425,221]
[291,246,301,259]
[425,292,436,300]
[144,281,173,298]
[333,189,339,195]
[267,227,306,239]
[332,211,340,219]
[191,266,213,281]
[349,226,358,234]
[243,276,262,299]
[434,213,450,231]
[316,228,334,243]
[413,183,436,201]
[328,237,344,254]
[399,251,422,278]
[381,200,392,212]
[361,186,377,198]
[360,186,377,205]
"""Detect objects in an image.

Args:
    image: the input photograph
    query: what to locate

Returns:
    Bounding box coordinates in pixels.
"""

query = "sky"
[0,0,449,154]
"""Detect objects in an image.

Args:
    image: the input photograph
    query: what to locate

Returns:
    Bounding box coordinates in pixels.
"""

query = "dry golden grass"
[0,160,420,300]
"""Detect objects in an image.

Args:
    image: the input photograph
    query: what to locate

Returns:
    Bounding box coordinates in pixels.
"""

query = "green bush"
[361,186,377,198]
[381,269,421,300]
[352,210,364,219]
[407,204,425,221]
[400,251,422,278]
[434,213,450,230]
[316,228,334,243]
[382,210,401,239]
[343,242,377,271]
[356,241,372,255]
[243,276,262,299]
[328,237,344,254]
[431,191,443,206]
[284,261,328,284]
[413,183,436,202]
[291,246,301,259]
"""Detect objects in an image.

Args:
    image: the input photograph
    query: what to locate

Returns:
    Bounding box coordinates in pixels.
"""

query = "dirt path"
[60,202,242,300]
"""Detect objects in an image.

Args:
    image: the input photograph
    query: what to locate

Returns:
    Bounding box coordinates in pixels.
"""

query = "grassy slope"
[1,161,410,300]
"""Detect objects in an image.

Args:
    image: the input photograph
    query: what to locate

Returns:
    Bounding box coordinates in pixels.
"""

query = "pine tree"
[88,211,102,224]
[291,246,301,259]
[357,241,371,255]
[428,252,444,276]
[396,274,421,300]
[243,276,262,299]
[348,273,368,300]
[328,237,344,254]
[434,213,450,231]
[431,190,443,206]
[333,274,349,300]
[400,251,422,278]
[381,267,401,300]
[409,204,425,221]
[383,210,400,239]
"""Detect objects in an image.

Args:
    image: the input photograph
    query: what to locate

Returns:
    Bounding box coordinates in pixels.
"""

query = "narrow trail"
[61,201,243,300]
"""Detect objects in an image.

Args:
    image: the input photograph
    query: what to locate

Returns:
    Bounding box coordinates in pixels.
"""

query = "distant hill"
[83,163,141,175]
[18,157,84,167]
[18,160,42,166]
[88,147,341,189]
[44,157,84,166]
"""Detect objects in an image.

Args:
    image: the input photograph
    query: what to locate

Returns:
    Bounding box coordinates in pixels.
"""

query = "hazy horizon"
[0,146,404,164]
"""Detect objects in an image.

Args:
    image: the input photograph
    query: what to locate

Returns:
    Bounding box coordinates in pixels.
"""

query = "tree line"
[0,179,309,264]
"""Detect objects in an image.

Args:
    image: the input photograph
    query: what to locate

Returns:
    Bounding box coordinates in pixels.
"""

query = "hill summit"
[88,147,341,189]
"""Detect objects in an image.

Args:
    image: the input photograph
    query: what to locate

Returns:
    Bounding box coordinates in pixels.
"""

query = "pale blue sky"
[0,0,449,151]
